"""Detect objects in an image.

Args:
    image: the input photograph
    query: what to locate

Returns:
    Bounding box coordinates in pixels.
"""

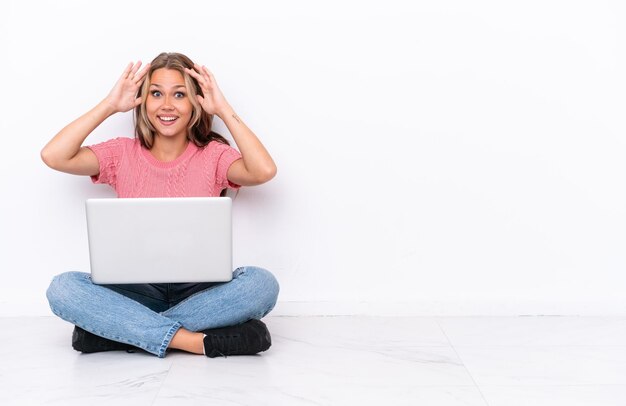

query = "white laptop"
[86,197,233,284]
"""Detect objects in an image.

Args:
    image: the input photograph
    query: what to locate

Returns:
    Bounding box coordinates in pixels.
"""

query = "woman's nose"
[162,95,174,109]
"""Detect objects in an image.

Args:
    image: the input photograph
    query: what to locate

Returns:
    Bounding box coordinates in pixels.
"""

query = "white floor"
[2,316,626,405]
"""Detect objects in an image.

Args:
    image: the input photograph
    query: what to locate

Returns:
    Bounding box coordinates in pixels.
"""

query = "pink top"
[86,137,242,198]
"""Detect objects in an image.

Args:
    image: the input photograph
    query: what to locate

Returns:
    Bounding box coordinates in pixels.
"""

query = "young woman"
[41,52,279,358]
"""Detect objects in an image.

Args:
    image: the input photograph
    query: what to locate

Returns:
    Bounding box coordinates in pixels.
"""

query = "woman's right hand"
[41,61,150,175]
[105,61,150,113]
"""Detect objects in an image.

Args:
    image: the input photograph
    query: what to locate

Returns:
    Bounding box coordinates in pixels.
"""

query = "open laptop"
[86,197,233,284]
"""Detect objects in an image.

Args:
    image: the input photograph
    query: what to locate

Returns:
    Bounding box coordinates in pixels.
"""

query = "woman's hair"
[134,52,229,149]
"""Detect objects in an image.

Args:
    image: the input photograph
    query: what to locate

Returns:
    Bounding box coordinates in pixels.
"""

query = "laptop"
[86,197,233,284]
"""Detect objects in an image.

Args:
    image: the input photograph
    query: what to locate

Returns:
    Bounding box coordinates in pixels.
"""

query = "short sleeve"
[85,137,128,188]
[213,142,242,190]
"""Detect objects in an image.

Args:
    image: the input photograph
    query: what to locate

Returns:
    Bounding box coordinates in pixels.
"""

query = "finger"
[200,65,214,81]
[186,67,210,90]
[134,63,150,84]
[192,63,204,74]
[202,66,218,87]
[202,65,213,77]
[121,62,134,80]
[128,61,143,82]
[185,66,202,81]
[193,63,211,81]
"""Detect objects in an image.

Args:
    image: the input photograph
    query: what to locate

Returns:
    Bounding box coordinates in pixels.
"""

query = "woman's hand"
[105,61,150,113]
[185,64,232,117]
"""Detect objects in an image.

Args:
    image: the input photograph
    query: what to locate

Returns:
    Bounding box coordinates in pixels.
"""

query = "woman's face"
[146,68,193,140]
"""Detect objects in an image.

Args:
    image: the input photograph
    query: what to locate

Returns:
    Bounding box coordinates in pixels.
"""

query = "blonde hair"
[134,52,229,149]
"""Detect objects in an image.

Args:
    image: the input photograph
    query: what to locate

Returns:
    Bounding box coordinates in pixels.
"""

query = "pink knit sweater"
[86,137,242,198]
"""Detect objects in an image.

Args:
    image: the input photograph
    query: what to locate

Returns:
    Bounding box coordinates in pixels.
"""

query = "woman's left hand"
[185,64,232,117]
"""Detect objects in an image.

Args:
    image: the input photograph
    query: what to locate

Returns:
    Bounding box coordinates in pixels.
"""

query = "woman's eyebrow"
[150,83,186,89]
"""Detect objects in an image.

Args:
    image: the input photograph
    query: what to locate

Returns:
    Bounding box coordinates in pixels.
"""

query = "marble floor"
[1,316,626,405]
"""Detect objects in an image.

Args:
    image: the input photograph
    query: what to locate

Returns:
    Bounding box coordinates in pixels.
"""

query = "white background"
[1,0,625,316]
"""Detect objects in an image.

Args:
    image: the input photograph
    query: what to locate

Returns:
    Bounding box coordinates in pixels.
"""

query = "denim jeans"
[46,266,279,358]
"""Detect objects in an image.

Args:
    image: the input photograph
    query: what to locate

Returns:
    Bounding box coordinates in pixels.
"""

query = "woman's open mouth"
[158,115,179,126]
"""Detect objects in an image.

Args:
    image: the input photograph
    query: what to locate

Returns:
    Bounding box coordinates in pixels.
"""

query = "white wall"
[1,0,625,316]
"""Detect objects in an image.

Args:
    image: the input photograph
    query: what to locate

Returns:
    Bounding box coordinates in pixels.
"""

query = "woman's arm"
[219,107,277,186]
[40,62,149,176]
[41,100,115,175]
[186,64,277,186]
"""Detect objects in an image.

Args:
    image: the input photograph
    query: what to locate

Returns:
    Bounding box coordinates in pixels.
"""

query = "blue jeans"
[46,266,279,358]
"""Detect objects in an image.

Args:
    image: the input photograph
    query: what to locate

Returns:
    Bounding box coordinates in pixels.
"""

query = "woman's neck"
[150,135,190,162]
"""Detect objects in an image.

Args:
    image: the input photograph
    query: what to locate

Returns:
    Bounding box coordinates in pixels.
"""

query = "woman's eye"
[151,90,162,97]
[175,92,185,98]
